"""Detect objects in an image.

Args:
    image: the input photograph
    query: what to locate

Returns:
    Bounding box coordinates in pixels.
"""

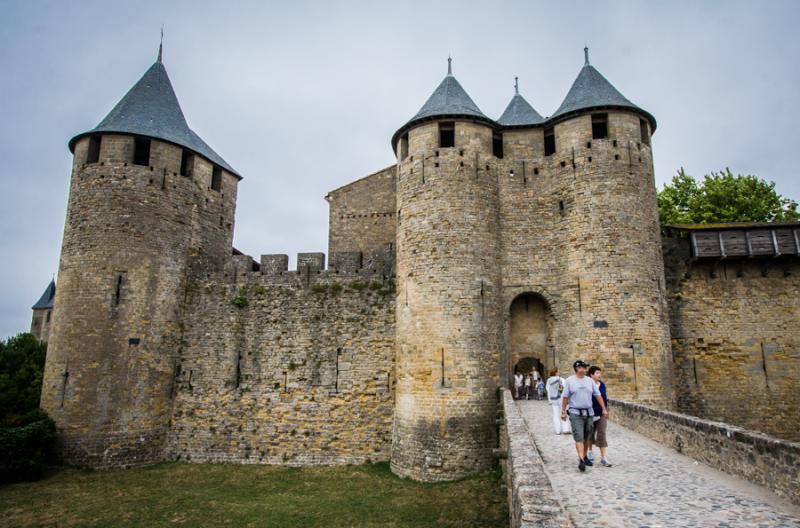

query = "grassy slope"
[0,462,507,527]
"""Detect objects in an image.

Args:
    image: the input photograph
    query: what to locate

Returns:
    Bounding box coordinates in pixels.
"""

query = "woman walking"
[546,368,571,434]
[587,365,612,467]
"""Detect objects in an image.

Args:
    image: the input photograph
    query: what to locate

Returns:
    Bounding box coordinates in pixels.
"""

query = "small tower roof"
[497,77,544,127]
[68,50,240,178]
[32,279,55,310]
[551,47,656,131]
[392,58,493,148]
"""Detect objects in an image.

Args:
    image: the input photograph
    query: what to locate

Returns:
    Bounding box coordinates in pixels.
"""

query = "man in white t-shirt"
[561,359,608,472]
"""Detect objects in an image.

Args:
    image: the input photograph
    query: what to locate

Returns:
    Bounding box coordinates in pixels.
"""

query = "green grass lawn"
[0,462,508,527]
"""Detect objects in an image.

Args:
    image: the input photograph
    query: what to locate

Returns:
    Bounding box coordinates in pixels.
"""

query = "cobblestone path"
[517,400,800,528]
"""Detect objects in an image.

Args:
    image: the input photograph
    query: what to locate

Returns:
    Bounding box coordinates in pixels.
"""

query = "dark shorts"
[568,414,594,443]
[592,416,608,447]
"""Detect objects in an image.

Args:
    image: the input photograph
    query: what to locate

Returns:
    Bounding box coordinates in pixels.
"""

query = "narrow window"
[544,126,555,156]
[114,274,123,305]
[180,150,194,176]
[46,311,51,323]
[133,138,151,166]
[399,133,409,160]
[640,118,650,146]
[86,135,101,164]
[211,166,222,191]
[492,132,504,158]
[439,122,455,148]
[591,113,608,139]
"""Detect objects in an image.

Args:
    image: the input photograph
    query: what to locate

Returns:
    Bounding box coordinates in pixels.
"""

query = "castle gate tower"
[391,59,504,481]
[549,50,673,406]
[40,49,241,467]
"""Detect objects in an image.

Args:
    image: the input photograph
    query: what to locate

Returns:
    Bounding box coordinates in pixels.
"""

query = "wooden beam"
[718,231,727,259]
[771,228,781,257]
[690,231,698,258]
[794,229,800,256]
[745,230,753,257]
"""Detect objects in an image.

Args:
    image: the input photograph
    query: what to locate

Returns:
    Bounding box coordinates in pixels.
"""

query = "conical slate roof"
[497,79,544,126]
[32,279,55,310]
[68,54,240,177]
[392,59,494,148]
[551,49,656,130]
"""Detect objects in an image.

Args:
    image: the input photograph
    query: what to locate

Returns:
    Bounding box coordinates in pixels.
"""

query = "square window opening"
[591,113,608,139]
[640,118,650,146]
[211,166,222,191]
[87,135,101,164]
[492,133,503,158]
[180,150,194,176]
[544,127,556,156]
[133,138,151,166]
[439,122,455,148]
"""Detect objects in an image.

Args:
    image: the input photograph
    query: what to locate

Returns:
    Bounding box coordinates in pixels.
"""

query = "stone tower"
[30,279,56,342]
[40,48,241,467]
[547,49,673,406]
[391,59,505,481]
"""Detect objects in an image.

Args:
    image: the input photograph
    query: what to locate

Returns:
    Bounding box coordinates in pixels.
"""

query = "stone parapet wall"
[500,390,572,528]
[610,398,800,505]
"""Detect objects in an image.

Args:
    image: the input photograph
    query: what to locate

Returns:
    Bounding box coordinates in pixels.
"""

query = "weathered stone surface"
[610,398,800,505]
[664,235,800,442]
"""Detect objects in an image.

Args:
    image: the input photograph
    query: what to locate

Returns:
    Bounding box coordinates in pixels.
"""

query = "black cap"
[573,360,589,370]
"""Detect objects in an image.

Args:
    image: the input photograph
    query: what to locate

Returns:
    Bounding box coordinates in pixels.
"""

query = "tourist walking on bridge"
[561,360,608,472]
[546,368,571,434]
[586,365,612,467]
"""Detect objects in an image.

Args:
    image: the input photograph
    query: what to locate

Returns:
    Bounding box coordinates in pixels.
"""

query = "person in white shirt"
[546,367,571,434]
[513,372,524,399]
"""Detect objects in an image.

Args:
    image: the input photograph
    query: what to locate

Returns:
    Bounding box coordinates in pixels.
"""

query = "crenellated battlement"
[211,246,396,290]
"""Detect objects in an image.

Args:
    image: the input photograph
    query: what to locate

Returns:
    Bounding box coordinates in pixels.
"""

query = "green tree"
[0,333,48,427]
[657,168,800,225]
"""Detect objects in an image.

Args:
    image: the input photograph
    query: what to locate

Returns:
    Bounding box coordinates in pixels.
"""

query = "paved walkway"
[516,400,800,528]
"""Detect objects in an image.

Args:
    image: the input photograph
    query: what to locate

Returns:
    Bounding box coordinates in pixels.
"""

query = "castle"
[38,46,800,482]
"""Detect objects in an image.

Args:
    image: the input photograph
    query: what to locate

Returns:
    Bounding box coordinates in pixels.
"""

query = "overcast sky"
[1,0,798,339]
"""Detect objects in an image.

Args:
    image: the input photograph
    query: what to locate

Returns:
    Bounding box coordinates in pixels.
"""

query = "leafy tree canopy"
[0,333,47,427]
[657,168,800,225]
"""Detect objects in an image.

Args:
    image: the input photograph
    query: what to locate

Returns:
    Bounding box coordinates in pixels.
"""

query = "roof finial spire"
[158,26,164,63]
[584,45,589,65]
[447,55,452,75]
[514,76,519,95]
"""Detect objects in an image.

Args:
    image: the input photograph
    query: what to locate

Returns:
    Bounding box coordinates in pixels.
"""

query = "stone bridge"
[499,391,800,527]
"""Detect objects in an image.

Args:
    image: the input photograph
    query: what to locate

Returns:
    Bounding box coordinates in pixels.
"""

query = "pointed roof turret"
[392,58,493,148]
[68,47,240,177]
[32,279,55,310]
[497,77,544,127]
[551,47,656,131]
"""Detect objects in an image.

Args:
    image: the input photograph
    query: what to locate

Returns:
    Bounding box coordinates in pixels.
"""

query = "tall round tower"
[552,48,673,406]
[40,49,241,467]
[390,59,504,481]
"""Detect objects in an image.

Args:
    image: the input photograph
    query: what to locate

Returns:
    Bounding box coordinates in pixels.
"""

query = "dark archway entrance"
[508,293,552,387]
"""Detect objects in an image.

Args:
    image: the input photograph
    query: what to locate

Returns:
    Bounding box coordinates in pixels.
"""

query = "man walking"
[561,359,608,472]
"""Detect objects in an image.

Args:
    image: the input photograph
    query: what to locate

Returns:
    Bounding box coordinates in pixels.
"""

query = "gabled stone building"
[39,47,800,481]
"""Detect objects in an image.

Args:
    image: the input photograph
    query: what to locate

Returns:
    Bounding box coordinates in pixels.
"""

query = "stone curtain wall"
[610,398,800,505]
[327,165,397,258]
[664,235,800,441]
[500,390,572,528]
[166,257,396,466]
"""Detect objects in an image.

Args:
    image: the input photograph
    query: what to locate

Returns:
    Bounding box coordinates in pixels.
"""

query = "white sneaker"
[587,452,594,461]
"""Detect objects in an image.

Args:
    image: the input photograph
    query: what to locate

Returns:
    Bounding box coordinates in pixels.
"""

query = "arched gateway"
[509,293,553,386]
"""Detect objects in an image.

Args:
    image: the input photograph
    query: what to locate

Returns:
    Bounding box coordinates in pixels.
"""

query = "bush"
[0,333,54,484]
[0,333,47,428]
[0,416,55,484]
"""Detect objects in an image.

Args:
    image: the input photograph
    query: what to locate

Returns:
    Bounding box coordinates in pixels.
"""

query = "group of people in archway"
[517,360,613,472]
[512,368,545,400]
